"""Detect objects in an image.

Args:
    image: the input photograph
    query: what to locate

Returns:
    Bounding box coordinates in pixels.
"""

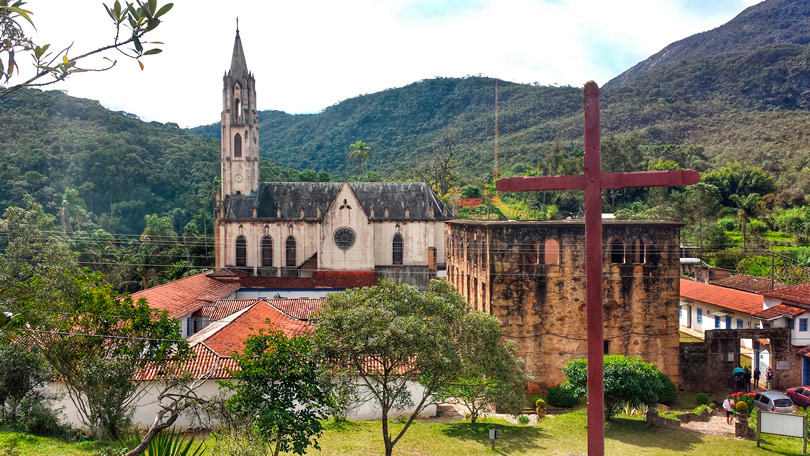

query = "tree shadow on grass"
[605,418,707,452]
[441,422,546,455]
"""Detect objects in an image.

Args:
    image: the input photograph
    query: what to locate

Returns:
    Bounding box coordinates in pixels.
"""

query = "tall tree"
[681,183,722,256]
[1,0,174,97]
[729,192,764,252]
[347,140,371,175]
[314,280,470,456]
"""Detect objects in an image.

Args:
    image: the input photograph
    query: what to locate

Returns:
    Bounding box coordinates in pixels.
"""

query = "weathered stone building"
[446,220,682,391]
[213,30,449,289]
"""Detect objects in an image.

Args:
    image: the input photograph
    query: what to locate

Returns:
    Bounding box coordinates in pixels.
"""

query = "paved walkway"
[680,414,737,437]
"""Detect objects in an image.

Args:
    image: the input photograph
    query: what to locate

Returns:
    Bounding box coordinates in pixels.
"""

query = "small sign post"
[489,428,498,450]
[757,409,807,453]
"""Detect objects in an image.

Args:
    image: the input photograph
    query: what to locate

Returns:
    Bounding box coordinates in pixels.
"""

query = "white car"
[753,392,795,413]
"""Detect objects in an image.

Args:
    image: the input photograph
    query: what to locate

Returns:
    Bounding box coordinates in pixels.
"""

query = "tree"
[347,140,371,175]
[434,311,531,423]
[313,280,469,456]
[416,135,457,195]
[729,193,764,252]
[0,344,50,424]
[702,162,776,205]
[223,329,332,456]
[562,354,674,419]
[1,0,174,97]
[681,182,722,256]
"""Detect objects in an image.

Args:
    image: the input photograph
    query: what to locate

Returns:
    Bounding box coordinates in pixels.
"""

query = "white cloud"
[11,0,758,127]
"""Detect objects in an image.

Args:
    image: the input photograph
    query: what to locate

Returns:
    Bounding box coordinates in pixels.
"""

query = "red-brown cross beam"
[496,81,699,456]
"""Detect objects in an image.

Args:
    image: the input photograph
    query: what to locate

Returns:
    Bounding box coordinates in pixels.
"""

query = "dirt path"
[680,415,737,437]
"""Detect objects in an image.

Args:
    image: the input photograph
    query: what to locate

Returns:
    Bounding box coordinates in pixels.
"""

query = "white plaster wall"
[319,184,373,270]
[793,312,810,346]
[679,299,754,334]
[372,222,430,266]
[234,289,335,299]
[48,379,436,430]
[433,222,446,265]
[764,296,781,309]
[221,221,319,270]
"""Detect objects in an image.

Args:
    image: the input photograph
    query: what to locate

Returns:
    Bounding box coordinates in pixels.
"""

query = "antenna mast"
[494,78,499,180]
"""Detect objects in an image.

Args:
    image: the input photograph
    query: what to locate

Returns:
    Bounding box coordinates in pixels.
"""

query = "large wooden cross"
[496,81,700,456]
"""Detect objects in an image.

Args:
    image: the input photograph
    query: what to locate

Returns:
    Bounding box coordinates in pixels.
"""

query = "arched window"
[631,238,646,264]
[261,235,273,267]
[392,233,403,265]
[235,98,242,123]
[610,239,625,264]
[285,236,296,268]
[235,235,247,267]
[544,239,560,264]
[234,132,242,158]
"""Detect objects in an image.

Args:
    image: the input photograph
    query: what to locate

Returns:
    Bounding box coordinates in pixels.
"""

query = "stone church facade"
[214,31,448,288]
[446,220,682,391]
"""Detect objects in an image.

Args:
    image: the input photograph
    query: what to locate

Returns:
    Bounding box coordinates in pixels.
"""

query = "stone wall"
[446,220,682,392]
[679,328,797,392]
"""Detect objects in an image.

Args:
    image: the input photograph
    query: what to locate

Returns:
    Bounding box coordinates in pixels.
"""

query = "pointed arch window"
[610,239,625,264]
[235,98,242,123]
[234,132,242,158]
[235,235,247,267]
[544,239,560,264]
[261,235,273,267]
[285,236,297,268]
[392,233,404,265]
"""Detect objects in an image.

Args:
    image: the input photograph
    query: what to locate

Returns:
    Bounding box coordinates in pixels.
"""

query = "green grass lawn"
[4,409,809,456]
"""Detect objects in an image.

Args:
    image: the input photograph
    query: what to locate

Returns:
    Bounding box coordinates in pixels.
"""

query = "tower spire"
[229,26,248,80]
[236,17,239,33]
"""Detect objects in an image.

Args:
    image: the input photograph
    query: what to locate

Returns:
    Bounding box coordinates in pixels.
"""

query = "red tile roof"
[680,279,764,315]
[132,271,240,319]
[196,299,260,321]
[134,343,237,381]
[753,303,807,320]
[237,270,377,289]
[266,299,323,320]
[762,283,810,307]
[710,275,788,294]
[191,301,314,358]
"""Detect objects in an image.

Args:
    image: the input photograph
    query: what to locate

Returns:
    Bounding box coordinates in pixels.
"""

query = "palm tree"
[347,141,371,176]
[729,193,764,252]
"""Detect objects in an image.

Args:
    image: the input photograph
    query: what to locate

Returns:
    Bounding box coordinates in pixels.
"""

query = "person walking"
[743,366,752,392]
[766,367,774,390]
[723,396,735,425]
[753,367,761,390]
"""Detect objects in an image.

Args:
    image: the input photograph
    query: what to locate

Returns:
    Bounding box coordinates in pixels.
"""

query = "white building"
[214,30,449,289]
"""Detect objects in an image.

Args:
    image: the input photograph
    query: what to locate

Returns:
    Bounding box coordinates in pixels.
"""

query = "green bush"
[546,385,579,408]
[517,415,530,425]
[562,355,674,419]
[656,372,676,405]
[18,399,68,437]
[717,217,737,232]
[735,401,749,413]
[696,392,709,405]
[749,219,768,235]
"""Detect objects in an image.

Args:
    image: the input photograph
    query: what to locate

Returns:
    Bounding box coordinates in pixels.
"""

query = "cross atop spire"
[229,26,249,81]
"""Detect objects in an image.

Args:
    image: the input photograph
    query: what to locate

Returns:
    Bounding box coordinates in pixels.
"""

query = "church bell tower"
[221,27,259,197]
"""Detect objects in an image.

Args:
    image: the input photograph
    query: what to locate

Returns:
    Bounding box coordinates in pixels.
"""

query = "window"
[235,235,246,267]
[610,239,625,263]
[786,317,794,330]
[726,316,732,329]
[334,227,356,250]
[603,340,610,354]
[234,132,242,157]
[285,236,296,268]
[697,308,702,324]
[679,306,682,319]
[801,318,808,332]
[261,235,272,267]
[715,317,720,329]
[544,239,559,264]
[737,318,744,329]
[235,98,242,123]
[392,233,403,265]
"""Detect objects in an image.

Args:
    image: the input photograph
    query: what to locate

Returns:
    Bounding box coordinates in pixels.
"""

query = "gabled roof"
[224,182,450,221]
[197,299,260,322]
[753,303,807,320]
[266,298,323,321]
[134,343,237,381]
[710,274,788,294]
[680,278,764,315]
[189,300,314,358]
[762,283,810,307]
[228,30,249,81]
[131,271,240,319]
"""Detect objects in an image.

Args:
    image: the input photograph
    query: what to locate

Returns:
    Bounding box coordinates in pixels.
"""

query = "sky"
[13,0,761,128]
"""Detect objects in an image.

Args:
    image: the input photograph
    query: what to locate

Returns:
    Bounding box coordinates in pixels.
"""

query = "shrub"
[656,372,677,405]
[517,415,529,425]
[546,385,579,408]
[717,217,737,232]
[749,219,768,235]
[17,399,68,437]
[696,392,709,405]
[735,401,749,413]
[535,398,546,409]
